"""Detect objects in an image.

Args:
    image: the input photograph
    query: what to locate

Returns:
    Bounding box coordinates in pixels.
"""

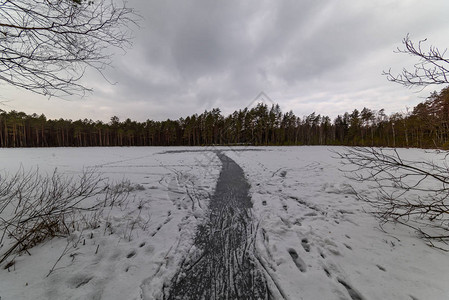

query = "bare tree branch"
[336,147,449,249]
[383,34,449,88]
[0,0,138,97]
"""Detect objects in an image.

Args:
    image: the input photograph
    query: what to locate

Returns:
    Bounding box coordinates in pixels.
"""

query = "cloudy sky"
[2,0,449,122]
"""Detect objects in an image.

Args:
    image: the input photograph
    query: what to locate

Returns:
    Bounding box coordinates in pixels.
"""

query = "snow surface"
[0,146,448,300]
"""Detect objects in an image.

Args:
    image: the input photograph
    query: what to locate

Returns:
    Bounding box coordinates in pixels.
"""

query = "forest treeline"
[1,87,449,148]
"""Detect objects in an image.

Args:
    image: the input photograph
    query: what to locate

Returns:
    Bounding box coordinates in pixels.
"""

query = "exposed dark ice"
[165,152,269,300]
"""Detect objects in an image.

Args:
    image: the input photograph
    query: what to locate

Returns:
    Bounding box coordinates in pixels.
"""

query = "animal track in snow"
[151,222,165,236]
[376,265,386,272]
[126,250,136,259]
[139,242,146,248]
[288,248,307,273]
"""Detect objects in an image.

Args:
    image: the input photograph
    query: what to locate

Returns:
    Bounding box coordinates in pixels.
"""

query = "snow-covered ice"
[0,146,448,300]
[224,146,449,300]
[0,147,220,299]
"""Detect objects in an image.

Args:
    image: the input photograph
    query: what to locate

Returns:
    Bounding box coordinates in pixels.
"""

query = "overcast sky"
[2,0,449,122]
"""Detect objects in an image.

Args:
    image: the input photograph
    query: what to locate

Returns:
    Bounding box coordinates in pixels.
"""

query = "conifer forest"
[1,87,448,149]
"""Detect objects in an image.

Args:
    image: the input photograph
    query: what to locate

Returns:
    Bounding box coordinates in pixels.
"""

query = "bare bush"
[337,147,449,249]
[0,168,111,265]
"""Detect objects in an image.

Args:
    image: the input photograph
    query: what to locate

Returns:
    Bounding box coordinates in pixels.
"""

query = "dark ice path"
[165,152,269,299]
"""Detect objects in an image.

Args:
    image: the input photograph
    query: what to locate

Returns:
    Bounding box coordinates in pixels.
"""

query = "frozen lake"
[1,146,448,299]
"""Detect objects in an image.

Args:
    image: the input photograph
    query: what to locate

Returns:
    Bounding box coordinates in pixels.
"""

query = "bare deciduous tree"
[338,36,449,249]
[383,34,449,88]
[0,0,137,97]
[338,147,449,250]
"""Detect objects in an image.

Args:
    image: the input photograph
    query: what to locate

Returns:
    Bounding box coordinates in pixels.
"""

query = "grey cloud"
[12,0,448,122]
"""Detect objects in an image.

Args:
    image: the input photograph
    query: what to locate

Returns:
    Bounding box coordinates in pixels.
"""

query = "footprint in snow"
[293,219,302,226]
[68,274,94,289]
[151,225,163,236]
[305,212,317,217]
[323,266,331,277]
[288,248,307,273]
[145,245,155,254]
[109,249,122,261]
[337,278,364,300]
[301,238,310,252]
[328,248,342,256]
[344,243,352,250]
